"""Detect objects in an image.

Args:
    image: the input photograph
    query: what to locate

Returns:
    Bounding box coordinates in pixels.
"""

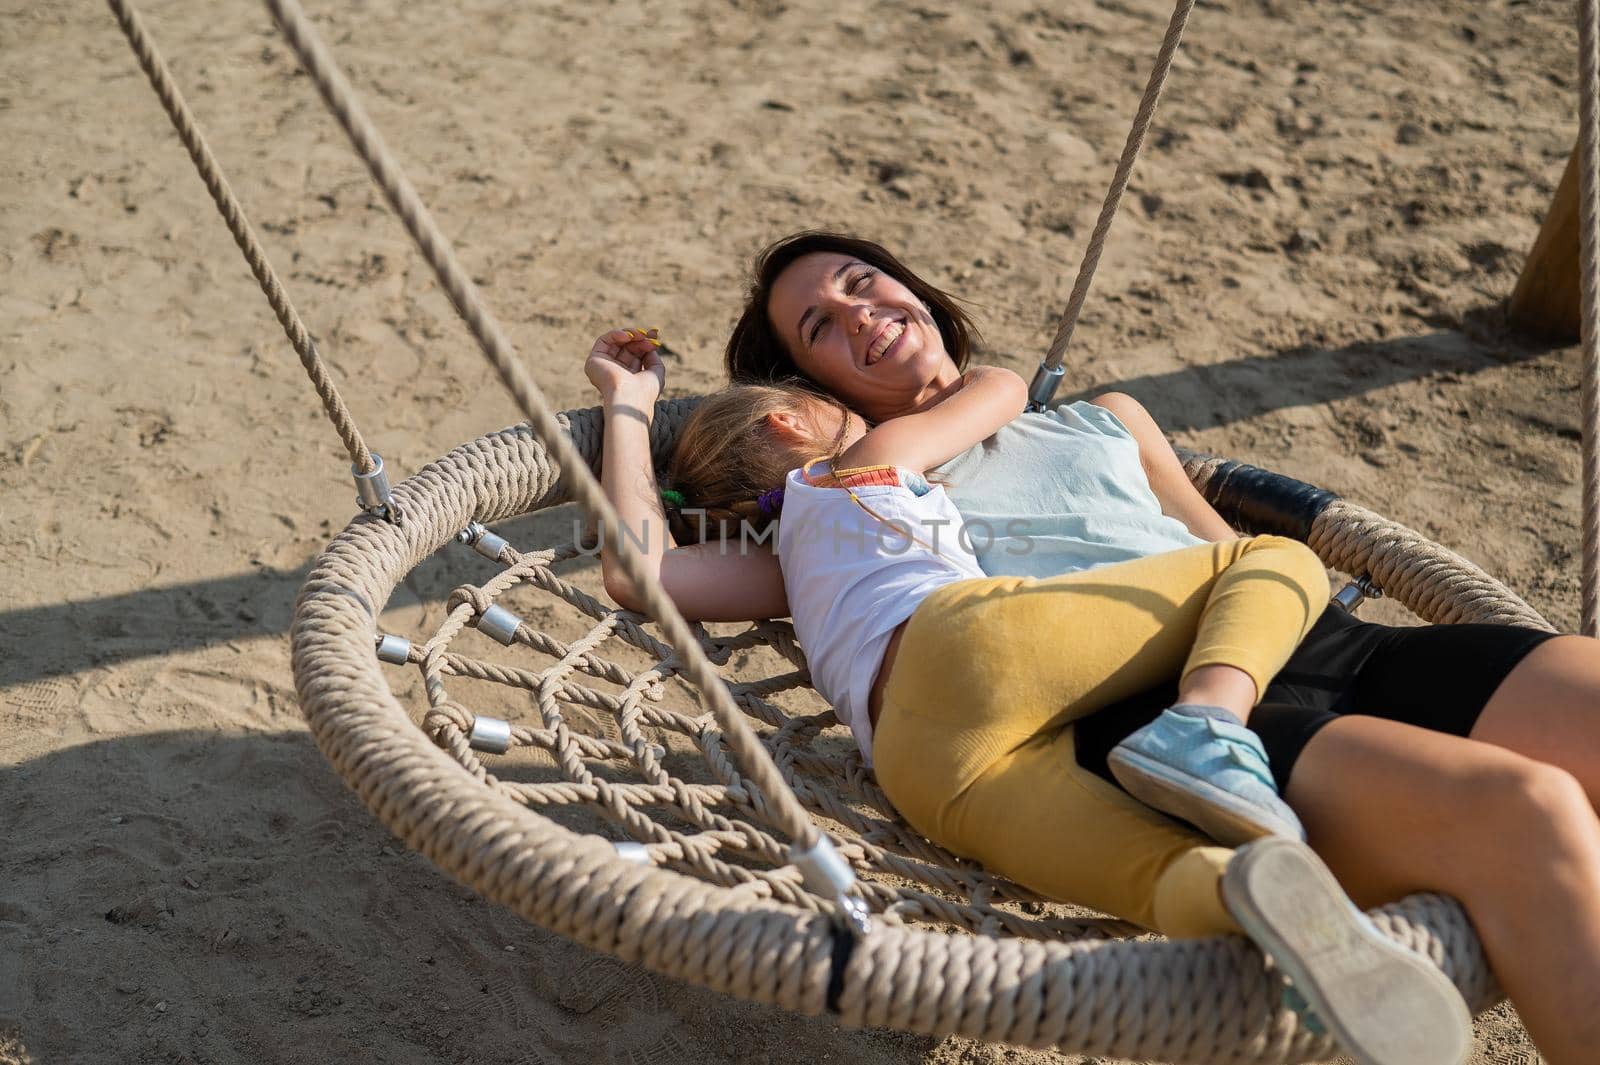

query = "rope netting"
[399,525,1136,942]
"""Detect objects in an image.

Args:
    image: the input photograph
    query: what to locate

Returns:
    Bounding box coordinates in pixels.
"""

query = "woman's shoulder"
[1082,391,1141,424]
[1029,394,1139,441]
[1078,393,1172,453]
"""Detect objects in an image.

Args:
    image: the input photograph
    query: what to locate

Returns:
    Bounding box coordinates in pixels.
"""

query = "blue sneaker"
[1107,704,1305,844]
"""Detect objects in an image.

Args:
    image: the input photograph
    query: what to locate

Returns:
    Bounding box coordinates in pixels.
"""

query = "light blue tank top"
[930,400,1202,578]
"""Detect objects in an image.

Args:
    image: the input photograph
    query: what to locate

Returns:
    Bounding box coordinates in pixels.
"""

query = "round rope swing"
[108,0,1593,1060]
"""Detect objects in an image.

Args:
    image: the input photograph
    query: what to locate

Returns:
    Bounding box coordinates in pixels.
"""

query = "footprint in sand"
[460,971,528,1029]
[5,678,71,725]
[555,955,661,1019]
[547,955,705,1063]
[455,970,567,1063]
[611,1025,702,1065]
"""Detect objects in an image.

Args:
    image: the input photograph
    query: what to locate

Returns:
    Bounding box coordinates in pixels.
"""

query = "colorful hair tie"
[757,486,785,518]
[660,488,686,508]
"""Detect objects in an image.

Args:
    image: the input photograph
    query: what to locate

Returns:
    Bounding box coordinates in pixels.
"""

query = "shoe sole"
[1222,837,1472,1065]
[1107,745,1301,845]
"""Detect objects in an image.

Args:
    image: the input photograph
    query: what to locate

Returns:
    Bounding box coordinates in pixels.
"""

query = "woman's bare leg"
[1471,635,1600,805]
[1286,715,1600,1065]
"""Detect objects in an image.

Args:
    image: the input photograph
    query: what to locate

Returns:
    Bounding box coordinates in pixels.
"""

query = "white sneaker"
[1222,837,1472,1065]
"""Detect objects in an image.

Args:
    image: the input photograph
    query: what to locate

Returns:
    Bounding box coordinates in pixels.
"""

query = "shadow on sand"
[0,507,591,690]
[0,729,927,1063]
[1057,310,1563,433]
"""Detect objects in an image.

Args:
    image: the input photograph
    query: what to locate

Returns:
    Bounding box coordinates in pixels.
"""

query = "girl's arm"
[1089,391,1237,542]
[840,365,1027,473]
[586,329,789,621]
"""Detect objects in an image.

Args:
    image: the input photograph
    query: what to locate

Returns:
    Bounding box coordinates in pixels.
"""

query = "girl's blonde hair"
[664,382,850,543]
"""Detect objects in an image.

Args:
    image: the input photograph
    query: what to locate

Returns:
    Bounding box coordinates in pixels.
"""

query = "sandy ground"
[0,0,1583,1061]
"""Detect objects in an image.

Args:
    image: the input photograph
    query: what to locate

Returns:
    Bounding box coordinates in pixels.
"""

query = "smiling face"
[766,252,963,423]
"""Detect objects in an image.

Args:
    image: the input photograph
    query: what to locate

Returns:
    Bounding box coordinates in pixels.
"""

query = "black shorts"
[1074,607,1559,790]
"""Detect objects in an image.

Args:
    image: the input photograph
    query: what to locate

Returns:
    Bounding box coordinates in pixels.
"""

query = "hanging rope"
[259,0,863,924]
[1039,0,1197,382]
[1579,0,1599,635]
[106,0,381,483]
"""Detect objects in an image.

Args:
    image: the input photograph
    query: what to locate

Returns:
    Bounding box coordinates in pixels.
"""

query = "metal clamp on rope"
[1332,574,1384,613]
[468,715,511,754]
[457,521,509,561]
[374,633,411,664]
[353,453,396,521]
[791,836,871,938]
[1025,360,1066,412]
[474,603,522,646]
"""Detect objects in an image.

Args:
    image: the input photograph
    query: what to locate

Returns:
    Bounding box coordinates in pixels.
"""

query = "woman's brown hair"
[724,231,980,389]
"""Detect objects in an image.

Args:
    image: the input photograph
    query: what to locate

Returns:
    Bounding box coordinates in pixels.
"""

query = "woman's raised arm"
[842,365,1027,474]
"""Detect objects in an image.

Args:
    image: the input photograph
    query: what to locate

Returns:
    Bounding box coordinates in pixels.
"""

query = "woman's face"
[767,252,960,422]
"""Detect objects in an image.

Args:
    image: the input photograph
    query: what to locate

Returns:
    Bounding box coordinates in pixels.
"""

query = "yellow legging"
[872,536,1330,937]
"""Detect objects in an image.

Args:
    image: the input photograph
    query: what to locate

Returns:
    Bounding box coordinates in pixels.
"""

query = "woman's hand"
[585,328,665,414]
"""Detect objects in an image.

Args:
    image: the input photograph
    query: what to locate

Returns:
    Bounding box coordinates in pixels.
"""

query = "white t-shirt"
[775,462,986,763]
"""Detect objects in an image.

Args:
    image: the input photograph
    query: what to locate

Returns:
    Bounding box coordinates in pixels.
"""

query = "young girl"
[584,327,1471,1065]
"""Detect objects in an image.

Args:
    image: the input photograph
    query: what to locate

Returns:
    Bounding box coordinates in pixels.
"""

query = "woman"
[602,231,1600,1062]
[587,329,1467,1065]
